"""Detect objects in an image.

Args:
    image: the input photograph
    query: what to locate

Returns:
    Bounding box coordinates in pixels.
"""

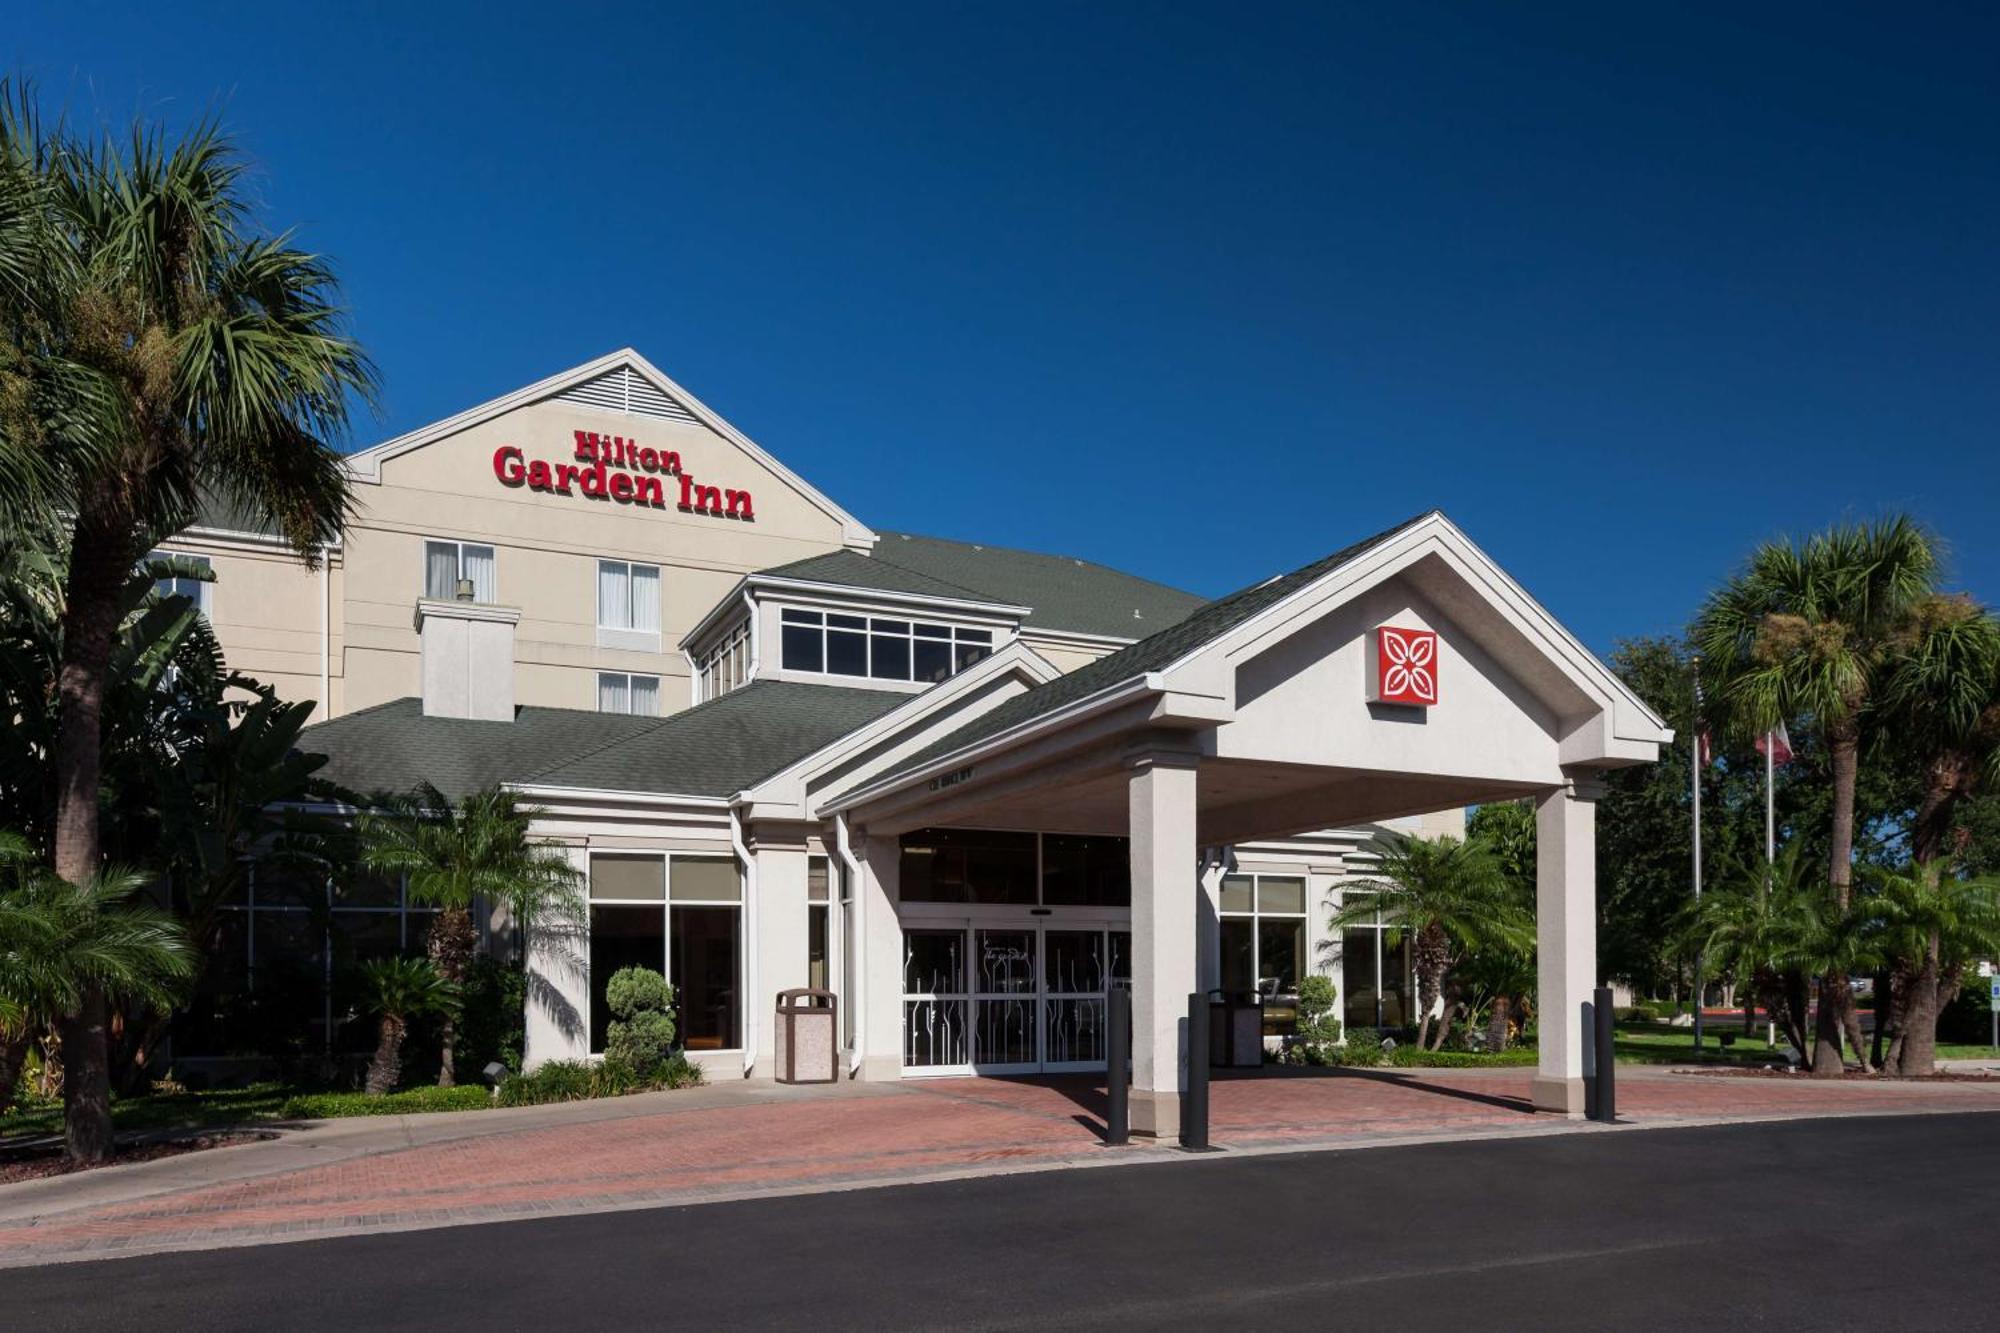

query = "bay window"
[780,609,994,684]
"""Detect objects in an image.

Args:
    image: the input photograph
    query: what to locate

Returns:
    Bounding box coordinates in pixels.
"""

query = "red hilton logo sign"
[1369,625,1438,706]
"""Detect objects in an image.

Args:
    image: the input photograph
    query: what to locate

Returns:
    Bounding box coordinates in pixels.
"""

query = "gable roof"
[754,531,1207,639]
[300,681,908,804]
[339,349,875,549]
[875,512,1437,780]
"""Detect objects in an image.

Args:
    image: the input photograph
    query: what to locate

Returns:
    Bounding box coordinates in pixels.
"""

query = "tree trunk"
[52,515,135,1165]
[365,1014,406,1095]
[1826,725,1860,910]
[1779,970,1810,1062]
[426,906,477,1088]
[1487,995,1512,1053]
[1895,939,1947,1078]
[59,990,116,1163]
[0,1030,31,1114]
[1811,973,1849,1077]
[1910,751,1974,875]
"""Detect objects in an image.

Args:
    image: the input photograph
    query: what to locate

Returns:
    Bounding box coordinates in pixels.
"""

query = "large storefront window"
[587,852,742,1054]
[178,864,437,1059]
[780,609,993,684]
[1218,874,1307,1036]
[1340,892,1413,1032]
[899,829,1129,906]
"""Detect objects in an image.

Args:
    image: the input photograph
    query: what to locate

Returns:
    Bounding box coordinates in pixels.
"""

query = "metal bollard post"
[1105,985,1129,1145]
[1182,990,1210,1150]
[1593,985,1616,1123]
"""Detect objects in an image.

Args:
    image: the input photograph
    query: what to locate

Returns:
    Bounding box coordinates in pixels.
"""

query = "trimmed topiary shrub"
[603,967,678,1076]
[1283,975,1342,1064]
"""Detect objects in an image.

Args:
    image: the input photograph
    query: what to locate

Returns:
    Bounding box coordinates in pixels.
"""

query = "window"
[598,672,661,716]
[808,857,831,991]
[780,609,994,684]
[588,852,743,1054]
[697,617,752,701]
[424,539,496,602]
[175,862,438,1058]
[150,551,213,617]
[1339,892,1412,1032]
[597,560,660,634]
[898,829,1130,907]
[1219,874,1308,1036]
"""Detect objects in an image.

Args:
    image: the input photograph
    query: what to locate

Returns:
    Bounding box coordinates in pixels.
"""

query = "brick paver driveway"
[3,1065,1995,1267]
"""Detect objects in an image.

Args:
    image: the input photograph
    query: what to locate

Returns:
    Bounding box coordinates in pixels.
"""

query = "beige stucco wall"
[152,531,342,717]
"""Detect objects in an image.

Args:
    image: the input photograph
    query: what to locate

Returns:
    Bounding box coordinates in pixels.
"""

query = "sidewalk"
[3,1065,1996,1269]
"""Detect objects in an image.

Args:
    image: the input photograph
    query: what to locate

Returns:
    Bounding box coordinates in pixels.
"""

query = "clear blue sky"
[14,4,1998,653]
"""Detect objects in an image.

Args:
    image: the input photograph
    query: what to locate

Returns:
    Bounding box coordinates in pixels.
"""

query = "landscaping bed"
[0,1130,274,1185]
[1676,1065,1998,1083]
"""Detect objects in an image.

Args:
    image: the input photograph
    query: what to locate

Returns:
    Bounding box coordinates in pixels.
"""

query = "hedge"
[279,1085,494,1118]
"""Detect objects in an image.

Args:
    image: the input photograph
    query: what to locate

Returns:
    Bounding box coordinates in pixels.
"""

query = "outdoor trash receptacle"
[775,988,838,1084]
[1208,990,1264,1068]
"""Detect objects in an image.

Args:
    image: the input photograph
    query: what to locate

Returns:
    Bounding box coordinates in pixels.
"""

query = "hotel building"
[161,350,1667,1128]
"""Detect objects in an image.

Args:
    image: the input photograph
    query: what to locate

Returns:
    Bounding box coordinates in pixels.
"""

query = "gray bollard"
[1105,985,1129,1145]
[1593,985,1617,1123]
[1182,990,1210,1150]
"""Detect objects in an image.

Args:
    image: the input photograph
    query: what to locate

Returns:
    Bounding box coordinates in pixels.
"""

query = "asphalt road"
[14,1111,1999,1331]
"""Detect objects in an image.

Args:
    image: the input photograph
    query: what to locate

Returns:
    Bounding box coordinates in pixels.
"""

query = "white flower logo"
[1381,628,1437,704]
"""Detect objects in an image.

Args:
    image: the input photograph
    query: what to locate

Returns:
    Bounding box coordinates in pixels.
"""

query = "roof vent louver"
[552,365,700,425]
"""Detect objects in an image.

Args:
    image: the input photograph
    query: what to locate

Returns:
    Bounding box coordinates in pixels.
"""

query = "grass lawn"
[1613,1024,1791,1067]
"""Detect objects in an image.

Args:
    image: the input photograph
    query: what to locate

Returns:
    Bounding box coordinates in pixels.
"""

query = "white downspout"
[742,591,760,683]
[835,812,866,1077]
[319,545,331,716]
[730,805,758,1077]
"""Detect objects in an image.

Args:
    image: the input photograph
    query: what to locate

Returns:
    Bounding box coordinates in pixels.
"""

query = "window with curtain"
[424,540,496,602]
[149,551,213,616]
[597,561,660,633]
[598,672,660,715]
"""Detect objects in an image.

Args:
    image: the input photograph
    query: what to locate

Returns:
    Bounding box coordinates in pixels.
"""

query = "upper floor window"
[425,540,495,602]
[598,671,661,715]
[597,561,661,634]
[150,551,213,617]
[697,617,751,702]
[780,610,993,684]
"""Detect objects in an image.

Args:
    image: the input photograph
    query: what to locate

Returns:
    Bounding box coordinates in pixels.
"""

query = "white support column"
[524,842,592,1070]
[753,831,810,1076]
[859,831,904,1081]
[1532,772,1602,1116]
[1128,751,1200,1137]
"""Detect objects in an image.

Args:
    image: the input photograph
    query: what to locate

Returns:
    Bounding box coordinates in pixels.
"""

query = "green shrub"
[1385,1044,1537,1068]
[493,1053,701,1108]
[603,967,678,1075]
[1327,1026,1385,1067]
[279,1085,492,1118]
[1282,975,1342,1065]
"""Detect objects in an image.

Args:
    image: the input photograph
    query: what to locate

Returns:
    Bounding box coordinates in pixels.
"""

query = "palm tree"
[1685,844,1820,1060]
[355,957,457,1096]
[0,832,193,1125]
[358,784,583,1086]
[1880,596,2000,876]
[1323,832,1532,1052]
[1692,517,1938,1075]
[1863,868,2000,1076]
[0,88,373,1160]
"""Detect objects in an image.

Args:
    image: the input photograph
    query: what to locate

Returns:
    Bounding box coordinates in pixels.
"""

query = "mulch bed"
[1677,1066,1997,1083]
[0,1131,272,1185]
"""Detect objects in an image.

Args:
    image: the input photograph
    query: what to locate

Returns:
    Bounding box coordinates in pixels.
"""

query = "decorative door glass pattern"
[974,929,1037,1067]
[903,929,967,1067]
[1043,930,1107,1066]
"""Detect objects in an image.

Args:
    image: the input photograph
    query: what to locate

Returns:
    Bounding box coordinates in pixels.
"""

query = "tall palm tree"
[1323,832,1531,1052]
[1692,517,1938,1074]
[0,93,374,1160]
[358,784,583,1086]
[1880,595,2000,876]
[0,832,193,1124]
[355,957,457,1096]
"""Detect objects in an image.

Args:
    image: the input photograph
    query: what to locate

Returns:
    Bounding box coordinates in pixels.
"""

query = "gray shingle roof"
[300,681,908,803]
[759,532,1207,639]
[875,512,1437,783]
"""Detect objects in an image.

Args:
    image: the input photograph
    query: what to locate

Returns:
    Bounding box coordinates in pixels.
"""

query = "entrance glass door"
[902,920,1130,1074]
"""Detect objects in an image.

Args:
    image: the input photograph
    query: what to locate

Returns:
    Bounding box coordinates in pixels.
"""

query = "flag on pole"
[1755,721,1794,766]
[1699,727,1715,766]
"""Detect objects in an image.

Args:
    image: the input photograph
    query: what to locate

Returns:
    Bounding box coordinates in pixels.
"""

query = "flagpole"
[1691,655,1705,1052]
[1765,733,1776,863]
